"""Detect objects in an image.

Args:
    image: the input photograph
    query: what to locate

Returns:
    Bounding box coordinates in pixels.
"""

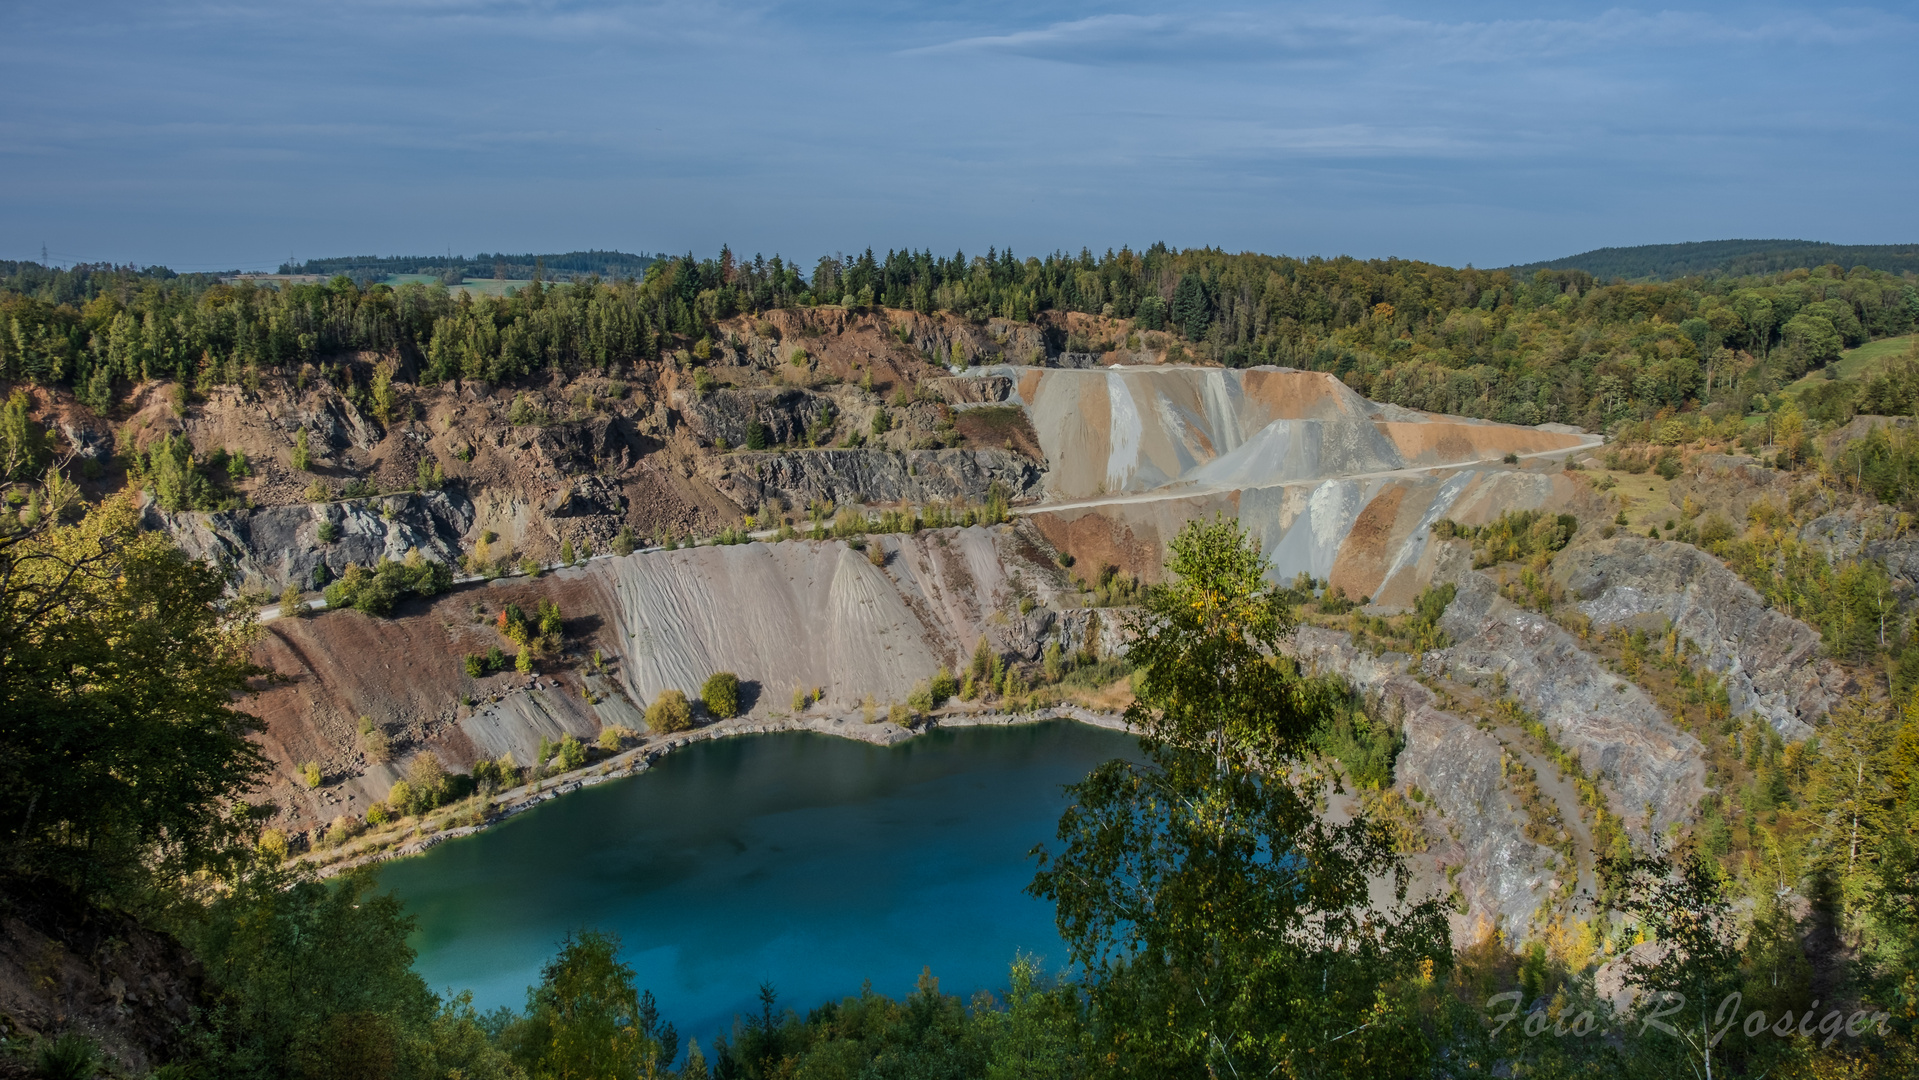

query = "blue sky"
[3,1,1914,271]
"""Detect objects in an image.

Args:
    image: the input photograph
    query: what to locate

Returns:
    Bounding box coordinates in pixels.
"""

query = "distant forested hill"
[1507,239,1919,281]
[280,249,658,284]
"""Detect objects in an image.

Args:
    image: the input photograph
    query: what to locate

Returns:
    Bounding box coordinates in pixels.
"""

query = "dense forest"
[1507,239,1919,282]
[3,247,1915,433]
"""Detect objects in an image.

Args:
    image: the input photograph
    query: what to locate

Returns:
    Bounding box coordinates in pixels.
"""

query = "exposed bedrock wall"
[1431,548,1707,834]
[150,489,476,594]
[719,448,1042,512]
[1029,468,1583,604]
[1552,538,1853,739]
[1001,364,1589,501]
[1290,628,1558,937]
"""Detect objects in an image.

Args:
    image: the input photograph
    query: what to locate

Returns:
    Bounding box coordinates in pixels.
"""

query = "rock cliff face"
[1290,629,1559,937]
[0,881,204,1075]
[1552,538,1849,739]
[148,490,475,594]
[1800,505,1919,595]
[1433,551,1706,832]
[681,387,837,449]
[925,375,1012,405]
[716,448,1042,511]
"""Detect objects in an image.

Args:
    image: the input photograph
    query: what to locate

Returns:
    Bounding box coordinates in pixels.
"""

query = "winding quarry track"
[1033,431,1604,516]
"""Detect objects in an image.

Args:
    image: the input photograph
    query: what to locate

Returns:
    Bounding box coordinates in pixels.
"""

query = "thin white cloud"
[906,7,1914,64]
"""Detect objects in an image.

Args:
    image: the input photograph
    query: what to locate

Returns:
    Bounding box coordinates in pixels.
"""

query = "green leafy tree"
[907,679,934,715]
[1171,272,1209,341]
[387,779,414,817]
[1122,516,1327,770]
[1808,695,1898,884]
[537,598,564,642]
[976,955,1087,1079]
[0,495,267,895]
[1042,641,1063,682]
[701,671,741,719]
[1599,843,1747,1080]
[405,751,449,812]
[146,432,216,511]
[322,551,453,617]
[1029,517,1449,1077]
[930,665,956,704]
[646,689,694,734]
[189,865,518,1080]
[503,930,672,1080]
[369,358,398,425]
[969,635,993,685]
[0,389,49,481]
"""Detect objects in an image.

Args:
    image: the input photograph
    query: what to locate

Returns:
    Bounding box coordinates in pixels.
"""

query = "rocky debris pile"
[924,375,1013,405]
[0,879,203,1075]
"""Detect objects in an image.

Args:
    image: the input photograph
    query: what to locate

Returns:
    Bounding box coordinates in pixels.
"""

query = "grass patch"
[1055,656,1133,692]
[1784,332,1915,396]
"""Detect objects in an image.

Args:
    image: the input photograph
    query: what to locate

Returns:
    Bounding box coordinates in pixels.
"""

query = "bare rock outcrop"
[147,489,475,593]
[680,387,837,449]
[1291,628,1558,935]
[0,882,204,1076]
[1551,538,1846,738]
[1799,505,1919,595]
[302,391,386,456]
[925,375,1012,405]
[1434,550,1705,832]
[716,448,1042,512]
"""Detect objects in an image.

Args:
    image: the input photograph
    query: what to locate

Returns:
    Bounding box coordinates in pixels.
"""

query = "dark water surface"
[379,721,1136,1041]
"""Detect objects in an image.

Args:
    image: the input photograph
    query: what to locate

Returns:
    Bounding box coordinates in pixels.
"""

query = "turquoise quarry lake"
[379,721,1137,1041]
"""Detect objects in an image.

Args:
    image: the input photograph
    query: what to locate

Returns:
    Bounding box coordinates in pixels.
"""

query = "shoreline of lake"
[310,704,1133,878]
